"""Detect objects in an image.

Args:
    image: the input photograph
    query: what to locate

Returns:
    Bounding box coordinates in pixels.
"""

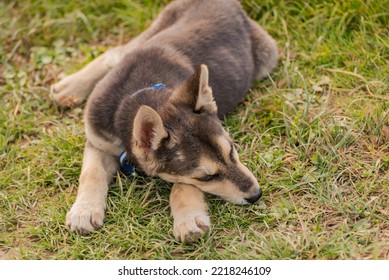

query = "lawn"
[0,0,388,259]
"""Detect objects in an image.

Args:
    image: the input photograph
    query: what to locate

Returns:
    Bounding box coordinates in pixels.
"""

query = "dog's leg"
[249,19,278,80]
[50,45,127,107]
[51,3,183,108]
[170,183,210,242]
[66,141,118,234]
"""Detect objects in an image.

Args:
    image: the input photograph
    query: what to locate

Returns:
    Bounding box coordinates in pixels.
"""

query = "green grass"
[1,0,388,260]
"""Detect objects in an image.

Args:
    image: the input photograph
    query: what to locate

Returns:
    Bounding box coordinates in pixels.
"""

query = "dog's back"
[87,0,267,140]
[86,0,278,144]
[92,0,257,118]
[143,0,255,116]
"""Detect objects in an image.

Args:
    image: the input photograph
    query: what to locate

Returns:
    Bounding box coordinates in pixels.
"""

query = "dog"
[51,0,277,242]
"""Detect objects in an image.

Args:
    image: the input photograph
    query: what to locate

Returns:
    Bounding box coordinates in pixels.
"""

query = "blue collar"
[119,83,166,175]
[119,151,136,176]
[132,83,166,97]
[149,83,165,89]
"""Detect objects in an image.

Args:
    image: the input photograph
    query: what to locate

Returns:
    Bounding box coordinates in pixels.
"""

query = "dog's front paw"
[66,200,106,235]
[50,74,92,107]
[173,211,210,242]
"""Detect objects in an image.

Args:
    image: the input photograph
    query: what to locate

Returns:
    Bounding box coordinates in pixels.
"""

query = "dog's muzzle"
[244,188,262,204]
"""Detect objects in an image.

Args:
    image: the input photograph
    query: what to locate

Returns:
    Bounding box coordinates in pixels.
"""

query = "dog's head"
[131,65,262,204]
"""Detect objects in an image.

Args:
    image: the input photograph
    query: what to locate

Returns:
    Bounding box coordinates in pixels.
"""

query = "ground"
[0,0,388,259]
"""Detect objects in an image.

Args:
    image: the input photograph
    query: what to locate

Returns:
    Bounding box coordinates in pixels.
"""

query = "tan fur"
[196,156,220,177]
[84,121,122,156]
[195,155,259,204]
[160,148,261,205]
[199,181,248,204]
[66,142,118,234]
[216,135,232,161]
[175,151,186,162]
[170,183,210,242]
[158,156,218,183]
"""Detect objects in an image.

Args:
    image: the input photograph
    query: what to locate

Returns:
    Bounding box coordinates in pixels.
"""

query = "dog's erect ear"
[175,64,217,114]
[133,106,168,153]
[195,64,217,113]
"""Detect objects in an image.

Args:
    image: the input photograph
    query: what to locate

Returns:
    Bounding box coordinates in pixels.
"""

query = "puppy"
[51,0,277,242]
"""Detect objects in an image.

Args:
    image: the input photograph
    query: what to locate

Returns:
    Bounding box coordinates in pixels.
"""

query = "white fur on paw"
[50,74,92,107]
[173,211,210,242]
[66,200,105,235]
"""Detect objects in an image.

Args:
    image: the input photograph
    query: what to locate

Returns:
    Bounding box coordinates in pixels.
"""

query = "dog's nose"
[245,188,262,204]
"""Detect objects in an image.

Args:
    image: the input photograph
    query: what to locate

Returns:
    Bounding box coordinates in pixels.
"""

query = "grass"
[0,0,388,260]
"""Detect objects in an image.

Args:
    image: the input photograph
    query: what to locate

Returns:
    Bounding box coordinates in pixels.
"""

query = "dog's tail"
[249,19,278,80]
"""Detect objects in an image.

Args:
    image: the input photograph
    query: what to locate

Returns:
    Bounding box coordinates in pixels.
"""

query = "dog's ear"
[133,106,168,154]
[175,64,217,114]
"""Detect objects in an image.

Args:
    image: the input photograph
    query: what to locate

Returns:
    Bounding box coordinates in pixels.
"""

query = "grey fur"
[86,0,277,136]
[57,0,278,240]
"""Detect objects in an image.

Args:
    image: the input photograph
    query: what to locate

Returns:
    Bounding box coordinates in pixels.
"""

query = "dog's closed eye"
[197,174,220,182]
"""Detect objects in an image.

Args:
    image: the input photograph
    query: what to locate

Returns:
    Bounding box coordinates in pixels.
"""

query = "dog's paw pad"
[173,212,210,243]
[66,201,105,235]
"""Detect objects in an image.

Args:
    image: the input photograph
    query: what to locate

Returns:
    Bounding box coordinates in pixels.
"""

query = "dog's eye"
[197,174,219,182]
